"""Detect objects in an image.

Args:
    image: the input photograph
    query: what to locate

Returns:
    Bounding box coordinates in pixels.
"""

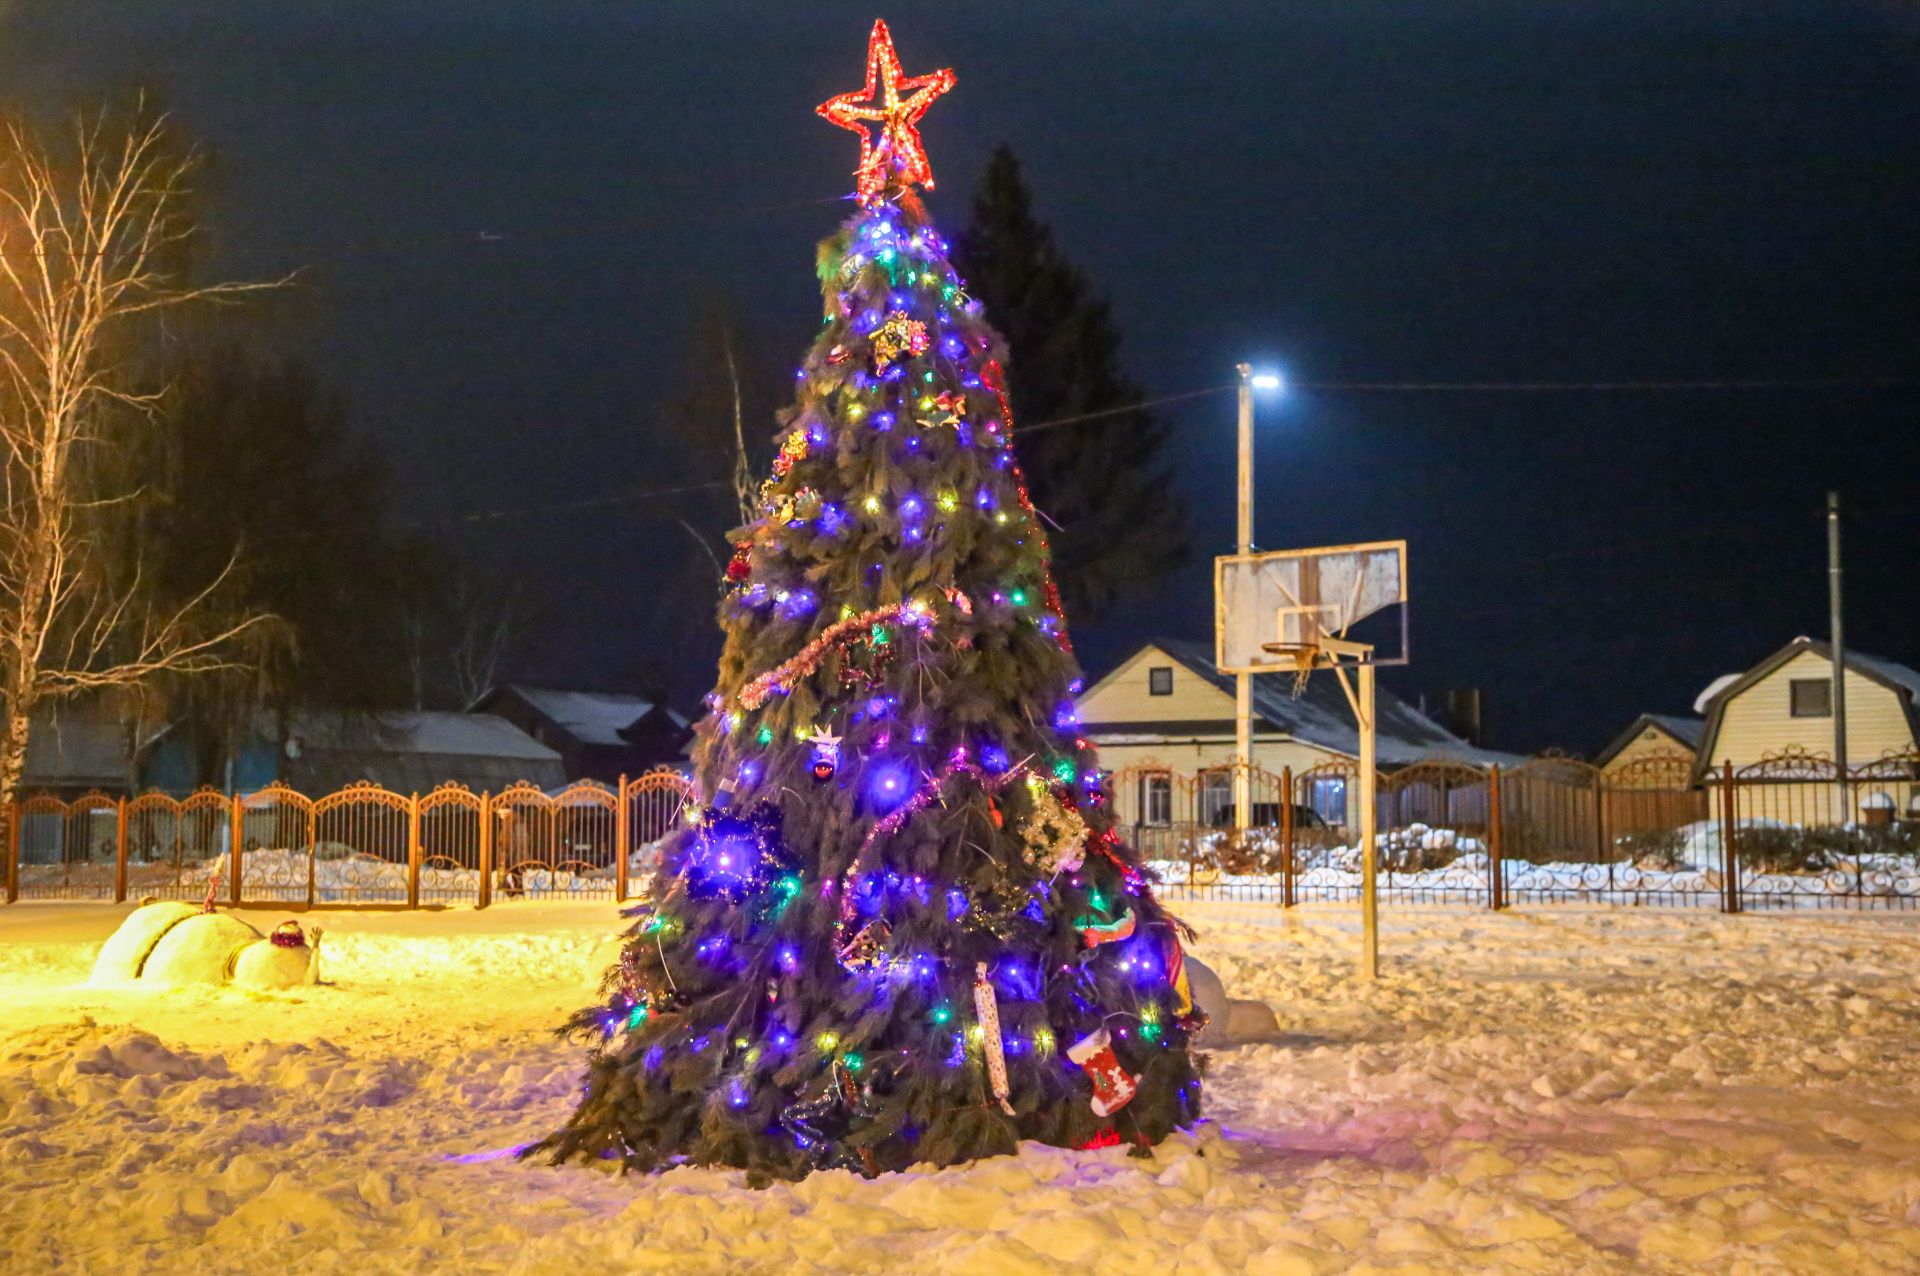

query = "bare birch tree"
[0,103,284,801]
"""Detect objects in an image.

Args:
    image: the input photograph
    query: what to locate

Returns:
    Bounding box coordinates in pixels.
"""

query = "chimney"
[1437,687,1484,747]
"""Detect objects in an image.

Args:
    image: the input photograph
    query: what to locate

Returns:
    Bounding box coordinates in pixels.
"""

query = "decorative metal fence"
[7,751,1916,914]
[1113,747,1920,912]
[2,768,695,908]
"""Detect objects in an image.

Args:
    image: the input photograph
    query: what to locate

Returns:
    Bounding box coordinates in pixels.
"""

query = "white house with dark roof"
[1079,639,1511,831]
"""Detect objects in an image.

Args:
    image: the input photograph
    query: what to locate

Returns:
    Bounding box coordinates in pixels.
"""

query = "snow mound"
[90,901,202,984]
[141,913,262,985]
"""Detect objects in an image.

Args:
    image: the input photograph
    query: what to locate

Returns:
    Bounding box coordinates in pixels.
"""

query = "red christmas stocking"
[1067,1027,1139,1117]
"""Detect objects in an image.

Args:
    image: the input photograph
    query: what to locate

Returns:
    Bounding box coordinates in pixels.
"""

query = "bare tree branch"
[0,100,285,801]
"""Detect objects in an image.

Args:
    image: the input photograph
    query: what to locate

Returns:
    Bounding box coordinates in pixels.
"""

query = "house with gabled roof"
[469,686,692,784]
[1078,638,1510,833]
[1595,713,1704,779]
[1689,638,1920,823]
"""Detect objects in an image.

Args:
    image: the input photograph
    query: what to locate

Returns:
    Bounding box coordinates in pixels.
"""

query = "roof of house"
[285,710,565,794]
[1691,637,1920,779]
[477,685,689,745]
[1090,639,1515,768]
[1595,712,1704,767]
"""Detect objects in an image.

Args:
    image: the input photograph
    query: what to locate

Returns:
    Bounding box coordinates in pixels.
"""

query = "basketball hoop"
[1261,641,1321,695]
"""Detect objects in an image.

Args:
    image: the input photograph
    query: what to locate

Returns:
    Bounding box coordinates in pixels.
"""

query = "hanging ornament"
[826,343,853,365]
[808,727,842,782]
[943,587,973,618]
[971,962,1016,1115]
[725,541,753,584]
[835,918,891,974]
[1078,908,1137,949]
[1164,930,1205,1030]
[1067,1028,1139,1118]
[1017,781,1089,874]
[772,430,810,477]
[871,310,929,371]
[676,803,787,901]
[916,390,966,430]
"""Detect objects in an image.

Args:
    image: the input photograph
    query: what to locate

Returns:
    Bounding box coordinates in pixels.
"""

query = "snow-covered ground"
[4,900,1919,1274]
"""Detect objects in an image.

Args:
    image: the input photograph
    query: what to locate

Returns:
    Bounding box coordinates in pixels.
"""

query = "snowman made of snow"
[91,900,322,989]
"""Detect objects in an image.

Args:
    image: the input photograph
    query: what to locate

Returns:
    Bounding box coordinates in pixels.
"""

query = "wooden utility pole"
[1828,492,1849,823]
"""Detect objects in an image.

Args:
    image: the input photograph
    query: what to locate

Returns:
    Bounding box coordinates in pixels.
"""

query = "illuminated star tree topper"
[816,19,956,205]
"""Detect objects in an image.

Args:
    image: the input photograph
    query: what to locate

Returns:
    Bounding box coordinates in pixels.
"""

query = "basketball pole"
[1233,363,1254,836]
[1357,661,1379,980]
[1333,656,1380,981]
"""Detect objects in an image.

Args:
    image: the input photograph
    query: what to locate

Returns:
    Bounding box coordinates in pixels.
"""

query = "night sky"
[7,1,1917,753]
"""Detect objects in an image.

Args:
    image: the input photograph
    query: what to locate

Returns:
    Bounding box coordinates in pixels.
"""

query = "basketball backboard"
[1214,539,1408,674]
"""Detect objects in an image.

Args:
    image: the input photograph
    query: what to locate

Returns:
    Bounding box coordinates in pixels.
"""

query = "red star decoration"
[816,20,956,205]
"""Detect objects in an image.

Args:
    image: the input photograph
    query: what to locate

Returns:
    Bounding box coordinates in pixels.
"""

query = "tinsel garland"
[831,756,1032,943]
[737,600,934,710]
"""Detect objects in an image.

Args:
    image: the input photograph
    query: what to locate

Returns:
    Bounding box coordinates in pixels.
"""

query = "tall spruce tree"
[532,22,1202,1182]
[954,146,1186,623]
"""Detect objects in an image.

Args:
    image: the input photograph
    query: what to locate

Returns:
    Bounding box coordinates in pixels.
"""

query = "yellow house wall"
[1709,650,1916,768]
[1078,646,1238,723]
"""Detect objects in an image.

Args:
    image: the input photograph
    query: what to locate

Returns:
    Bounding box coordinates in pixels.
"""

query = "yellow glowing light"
[936,490,959,512]
[863,495,883,514]
[816,1031,841,1051]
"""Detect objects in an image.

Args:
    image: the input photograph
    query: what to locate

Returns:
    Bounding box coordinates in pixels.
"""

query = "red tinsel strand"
[737,600,933,711]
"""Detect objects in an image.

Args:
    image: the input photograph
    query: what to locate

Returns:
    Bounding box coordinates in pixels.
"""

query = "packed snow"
[4,898,1919,1273]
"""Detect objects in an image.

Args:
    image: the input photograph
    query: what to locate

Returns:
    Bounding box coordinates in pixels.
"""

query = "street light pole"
[1234,363,1255,834]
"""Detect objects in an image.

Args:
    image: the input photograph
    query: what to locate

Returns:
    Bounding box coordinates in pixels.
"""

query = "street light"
[1232,363,1285,833]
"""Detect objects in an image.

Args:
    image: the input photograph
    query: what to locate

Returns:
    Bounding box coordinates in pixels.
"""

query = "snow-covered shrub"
[1615,827,1687,870]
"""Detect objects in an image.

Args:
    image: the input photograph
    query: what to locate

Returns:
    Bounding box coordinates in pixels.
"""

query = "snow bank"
[3,900,1919,1273]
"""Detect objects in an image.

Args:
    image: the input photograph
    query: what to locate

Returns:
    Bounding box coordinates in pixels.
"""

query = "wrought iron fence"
[7,750,1916,914]
[2,768,694,908]
[1110,747,1920,913]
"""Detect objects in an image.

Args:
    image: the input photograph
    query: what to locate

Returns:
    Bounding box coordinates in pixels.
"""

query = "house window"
[1790,678,1832,718]
[1199,769,1232,828]
[1304,776,1348,826]
[1148,666,1173,696]
[1137,773,1172,827]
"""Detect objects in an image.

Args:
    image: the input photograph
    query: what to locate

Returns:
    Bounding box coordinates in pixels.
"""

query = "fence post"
[407,793,421,910]
[477,791,493,910]
[1487,765,1501,909]
[5,799,18,903]
[1280,766,1295,908]
[114,796,129,903]
[305,804,317,910]
[229,793,243,907]
[1719,760,1739,914]
[615,774,630,904]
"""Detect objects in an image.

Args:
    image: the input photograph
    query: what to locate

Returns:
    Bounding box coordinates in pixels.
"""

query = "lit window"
[1789,678,1832,718]
[1148,667,1173,696]
[1138,774,1172,827]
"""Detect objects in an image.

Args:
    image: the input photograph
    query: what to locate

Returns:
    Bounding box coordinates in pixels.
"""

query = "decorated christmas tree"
[532,21,1203,1181]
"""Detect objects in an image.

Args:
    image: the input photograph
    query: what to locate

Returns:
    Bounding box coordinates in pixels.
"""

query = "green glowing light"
[1009,589,1028,607]
[756,725,774,746]
[1052,758,1076,783]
